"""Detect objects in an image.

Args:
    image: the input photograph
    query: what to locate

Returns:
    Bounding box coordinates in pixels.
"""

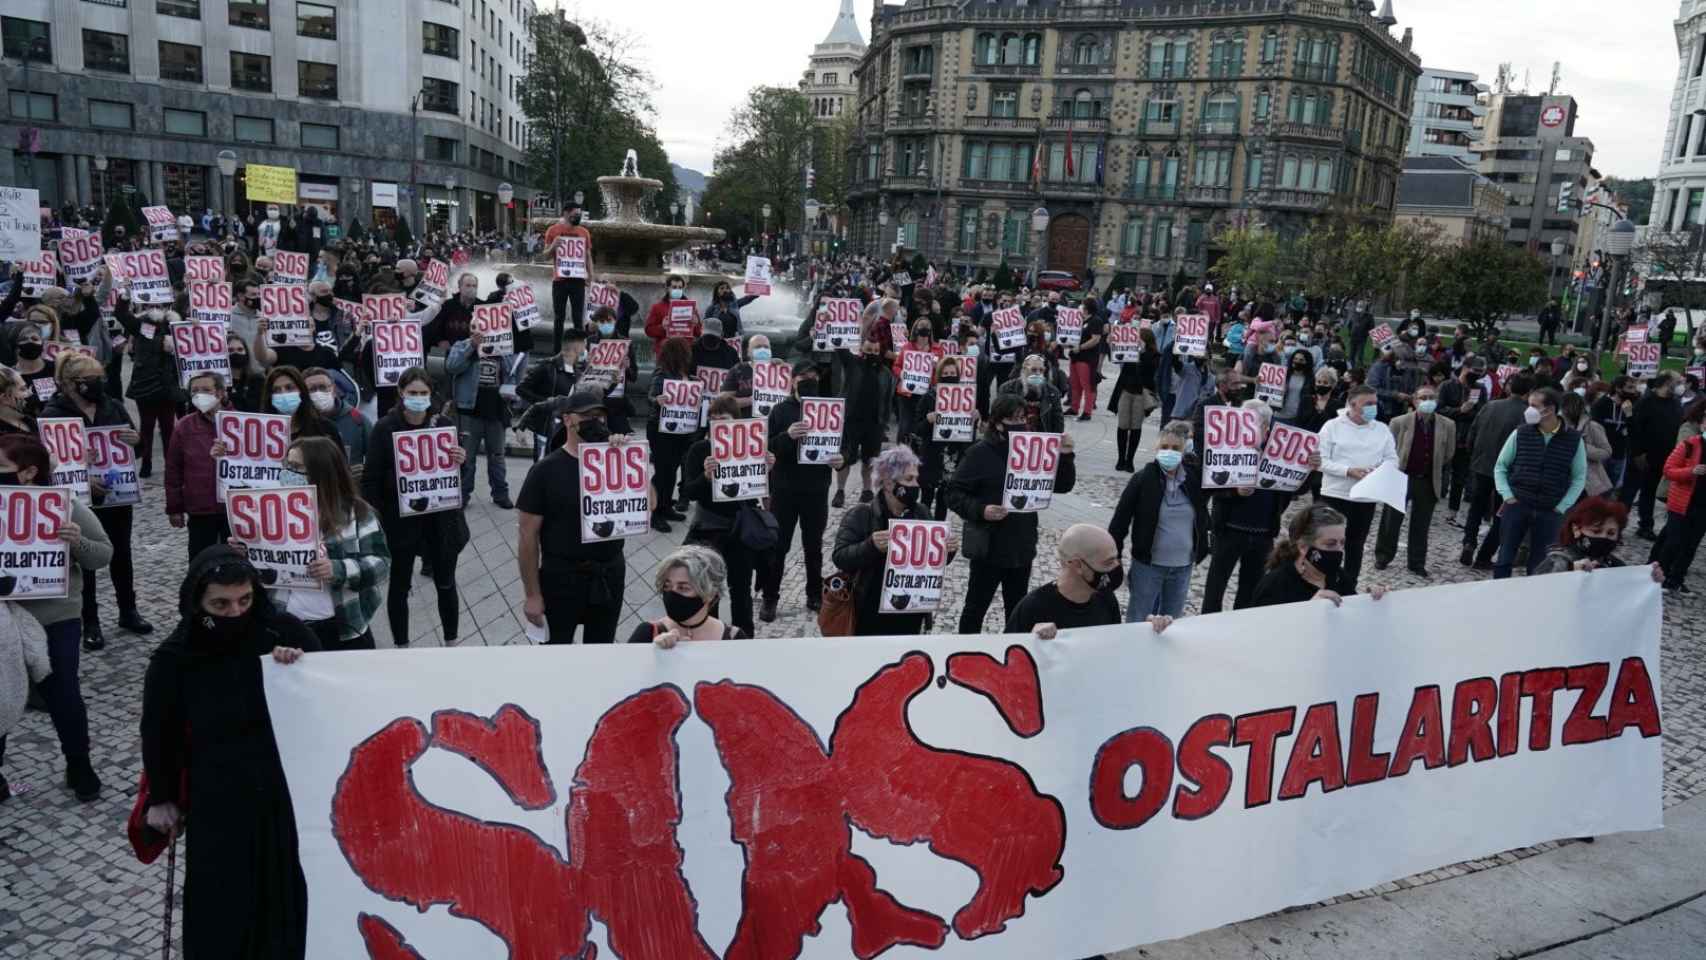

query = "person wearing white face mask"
[1492,386,1587,578]
[1318,383,1398,593]
[167,372,233,559]
[303,367,369,478]
[1373,384,1456,578]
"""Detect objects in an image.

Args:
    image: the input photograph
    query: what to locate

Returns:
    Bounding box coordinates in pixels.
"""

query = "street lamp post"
[1549,236,1566,301]
[1030,206,1051,290]
[216,150,237,226]
[805,199,821,258]
[498,182,513,238]
[761,203,772,254]
[1592,219,1637,368]
[443,176,457,233]
[93,153,109,212]
[878,207,890,258]
[670,201,680,226]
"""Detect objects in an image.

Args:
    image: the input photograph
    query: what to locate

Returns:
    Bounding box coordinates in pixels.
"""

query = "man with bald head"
[1006,523,1172,639]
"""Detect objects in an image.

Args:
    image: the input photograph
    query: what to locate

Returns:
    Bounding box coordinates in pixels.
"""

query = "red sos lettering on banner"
[172,321,226,357]
[262,284,309,316]
[888,522,949,569]
[711,420,766,461]
[1008,433,1060,474]
[365,294,409,323]
[803,398,844,432]
[580,444,648,495]
[219,413,291,460]
[228,487,317,543]
[39,418,85,465]
[1205,407,1263,449]
[374,322,422,355]
[3,487,68,542]
[394,430,458,474]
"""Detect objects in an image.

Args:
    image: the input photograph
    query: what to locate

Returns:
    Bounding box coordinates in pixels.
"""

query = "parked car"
[1036,270,1082,292]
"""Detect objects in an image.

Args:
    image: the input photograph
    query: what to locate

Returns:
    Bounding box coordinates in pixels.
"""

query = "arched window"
[1073,89,1095,119]
[1074,37,1100,66]
[1130,151,1152,196]
[976,33,996,65]
[1245,142,1264,189]
[1023,34,1042,66]
[1202,92,1239,133]
[1001,33,1022,65]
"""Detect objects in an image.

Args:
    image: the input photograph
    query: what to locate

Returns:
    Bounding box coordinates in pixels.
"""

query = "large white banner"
[265,570,1664,960]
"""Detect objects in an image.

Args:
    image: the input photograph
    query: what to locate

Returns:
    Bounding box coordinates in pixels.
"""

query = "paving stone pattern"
[2,407,1702,958]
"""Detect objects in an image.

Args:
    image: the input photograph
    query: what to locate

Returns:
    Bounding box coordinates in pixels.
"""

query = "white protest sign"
[334,298,365,329]
[1627,343,1661,378]
[417,259,449,304]
[1623,327,1648,345]
[373,321,424,388]
[1255,422,1319,493]
[881,519,950,614]
[933,383,977,443]
[21,250,58,298]
[1256,362,1287,408]
[261,283,312,348]
[272,249,310,285]
[666,301,699,340]
[86,424,141,507]
[578,442,652,542]
[188,281,233,325]
[1496,364,1521,386]
[393,425,462,516]
[0,187,42,262]
[1175,313,1211,357]
[588,282,620,312]
[798,397,843,465]
[504,283,543,331]
[171,321,231,389]
[227,486,320,590]
[696,366,728,425]
[471,303,514,357]
[1349,459,1411,514]
[822,298,863,351]
[892,270,913,287]
[555,236,589,279]
[890,319,909,351]
[752,360,792,418]
[1369,323,1396,350]
[215,411,291,502]
[1201,405,1264,489]
[1108,323,1143,363]
[261,562,1665,960]
[57,228,103,283]
[1055,306,1084,348]
[1003,431,1062,512]
[658,380,704,435]
[743,256,772,296]
[364,293,409,325]
[899,349,936,396]
[38,418,91,503]
[0,486,70,598]
[141,205,179,244]
[710,418,768,502]
[991,306,1026,351]
[184,255,225,283]
[582,339,629,395]
[109,249,173,305]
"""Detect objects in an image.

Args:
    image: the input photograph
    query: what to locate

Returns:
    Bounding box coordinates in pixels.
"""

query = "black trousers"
[648,427,694,512]
[1461,472,1502,562]
[1658,509,1706,588]
[550,277,587,354]
[387,533,461,646]
[187,513,231,562]
[1445,448,1471,511]
[1375,474,1439,569]
[958,560,1032,634]
[82,505,135,622]
[764,492,829,604]
[307,619,376,652]
[1621,457,1663,532]
[542,557,624,645]
[1201,528,1272,614]
[1322,497,1377,594]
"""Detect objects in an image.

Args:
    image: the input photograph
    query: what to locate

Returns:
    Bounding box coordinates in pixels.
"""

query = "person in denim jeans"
[1493,387,1587,578]
[1109,421,1208,620]
[445,325,514,509]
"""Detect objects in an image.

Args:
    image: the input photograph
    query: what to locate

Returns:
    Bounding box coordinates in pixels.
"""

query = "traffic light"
[806,166,816,190]
[1556,182,1574,214]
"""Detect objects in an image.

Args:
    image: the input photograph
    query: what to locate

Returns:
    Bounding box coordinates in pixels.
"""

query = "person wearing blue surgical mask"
[1373,384,1455,578]
[1317,383,1398,592]
[1109,420,1207,621]
[260,366,343,450]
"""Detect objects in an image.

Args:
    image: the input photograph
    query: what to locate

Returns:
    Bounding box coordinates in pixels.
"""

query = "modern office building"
[1649,0,1706,237]
[1,0,535,234]
[846,0,1421,285]
[1473,92,1594,259]
[1393,155,1508,243]
[1404,67,1485,161]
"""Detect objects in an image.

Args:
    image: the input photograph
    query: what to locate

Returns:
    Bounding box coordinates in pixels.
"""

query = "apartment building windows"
[297,2,336,39]
[424,22,459,57]
[231,52,272,92]
[421,77,459,113]
[82,30,129,73]
[159,41,202,83]
[230,0,270,29]
[2,18,51,63]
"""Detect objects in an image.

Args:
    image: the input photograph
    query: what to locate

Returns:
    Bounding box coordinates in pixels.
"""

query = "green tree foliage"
[701,87,816,242]
[812,111,856,221]
[1209,228,1296,300]
[1410,237,1548,339]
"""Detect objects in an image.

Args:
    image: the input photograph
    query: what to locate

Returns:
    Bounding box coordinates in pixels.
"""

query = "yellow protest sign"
[245,163,298,204]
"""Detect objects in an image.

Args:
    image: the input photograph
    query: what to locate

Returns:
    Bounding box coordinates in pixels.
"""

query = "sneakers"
[831,490,846,508]
[81,622,105,652]
[118,609,154,635]
[66,758,101,803]
[759,599,778,623]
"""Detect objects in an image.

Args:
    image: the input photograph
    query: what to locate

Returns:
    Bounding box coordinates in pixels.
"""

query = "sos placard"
[364,293,409,324]
[188,281,233,325]
[261,284,312,347]
[1175,313,1211,357]
[373,321,424,388]
[393,426,461,516]
[417,259,449,304]
[171,321,232,388]
[578,443,652,542]
[505,283,543,331]
[21,251,58,298]
[272,249,310,284]
[666,301,699,340]
[141,205,178,244]
[1054,307,1084,348]
[1256,362,1287,408]
[752,360,792,418]
[710,418,768,502]
[1003,432,1062,513]
[933,384,976,443]
[38,418,91,502]
[185,255,225,283]
[798,398,844,465]
[86,424,141,507]
[227,487,320,590]
[657,380,704,435]
[1202,405,1265,489]
[696,367,728,425]
[583,340,629,396]
[1255,422,1319,493]
[109,249,173,304]
[215,411,291,502]
[588,282,620,312]
[880,519,950,614]
[821,298,862,351]
[472,303,514,357]
[1627,343,1661,378]
[555,236,589,280]
[1108,323,1143,363]
[0,486,72,599]
[898,350,936,396]
[1369,324,1396,350]
[743,256,772,297]
[57,228,103,283]
[991,306,1026,351]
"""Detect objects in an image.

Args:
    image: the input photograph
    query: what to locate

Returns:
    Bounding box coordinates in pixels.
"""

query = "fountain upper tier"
[588,150,723,272]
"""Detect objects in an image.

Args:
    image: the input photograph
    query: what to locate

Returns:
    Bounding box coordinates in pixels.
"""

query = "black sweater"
[946,436,1077,567]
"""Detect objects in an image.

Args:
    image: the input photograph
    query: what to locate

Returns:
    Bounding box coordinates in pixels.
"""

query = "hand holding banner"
[57,228,103,283]
[709,418,769,502]
[743,256,772,296]
[418,260,449,304]
[583,340,629,395]
[899,350,936,396]
[1349,459,1410,514]
[21,251,59,298]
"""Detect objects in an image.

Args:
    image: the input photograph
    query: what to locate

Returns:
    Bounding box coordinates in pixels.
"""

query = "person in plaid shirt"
[229,436,391,650]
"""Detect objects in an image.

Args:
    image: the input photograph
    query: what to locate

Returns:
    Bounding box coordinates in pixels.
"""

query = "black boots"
[118,609,154,635]
[1115,429,1137,472]
[66,756,101,802]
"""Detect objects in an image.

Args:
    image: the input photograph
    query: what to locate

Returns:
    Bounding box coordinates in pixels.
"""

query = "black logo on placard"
[938,428,952,440]
[1010,494,1028,510]
[830,337,845,347]
[408,497,429,513]
[271,333,289,345]
[592,520,615,538]
[258,568,279,585]
[1211,470,1232,486]
[720,483,741,499]
[0,576,16,596]
[889,593,911,610]
[1257,478,1277,489]
[805,449,820,461]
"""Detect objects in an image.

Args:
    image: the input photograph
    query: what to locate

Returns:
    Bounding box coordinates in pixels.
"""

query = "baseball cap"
[562,388,607,414]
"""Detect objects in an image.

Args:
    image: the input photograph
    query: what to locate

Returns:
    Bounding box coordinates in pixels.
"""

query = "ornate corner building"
[845,0,1420,287]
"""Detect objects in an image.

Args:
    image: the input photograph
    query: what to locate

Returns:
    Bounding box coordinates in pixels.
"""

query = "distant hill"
[671,164,707,193]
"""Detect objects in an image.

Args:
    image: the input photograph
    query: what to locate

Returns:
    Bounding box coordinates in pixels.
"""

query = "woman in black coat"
[680,395,775,637]
[1109,326,1159,472]
[139,545,318,959]
[832,445,955,636]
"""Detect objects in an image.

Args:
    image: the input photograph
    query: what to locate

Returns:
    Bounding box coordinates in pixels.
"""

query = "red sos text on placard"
[229,489,317,543]
[580,445,648,495]
[1008,434,1060,474]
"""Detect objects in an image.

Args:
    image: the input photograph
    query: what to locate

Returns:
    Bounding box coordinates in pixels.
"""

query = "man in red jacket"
[643,274,701,355]
[542,201,594,354]
[165,371,230,561]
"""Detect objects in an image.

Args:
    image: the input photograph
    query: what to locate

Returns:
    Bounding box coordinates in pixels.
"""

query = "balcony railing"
[1262,189,1331,209]
[1138,118,1180,136]
[885,173,931,189]
[1046,116,1109,133]
[1056,61,1115,77]
[1186,185,1233,204]
[1196,119,1239,136]
[889,113,937,131]
[970,61,1041,77]
[962,116,1039,131]
[1040,179,1102,197]
[1269,121,1344,143]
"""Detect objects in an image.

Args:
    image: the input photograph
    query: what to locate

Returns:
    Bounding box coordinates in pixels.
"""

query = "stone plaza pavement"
[2,406,1703,959]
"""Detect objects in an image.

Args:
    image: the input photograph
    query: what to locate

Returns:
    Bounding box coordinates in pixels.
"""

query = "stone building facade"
[845,0,1421,287]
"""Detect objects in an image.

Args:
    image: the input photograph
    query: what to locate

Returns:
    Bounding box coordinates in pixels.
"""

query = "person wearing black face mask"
[1534,496,1664,584]
[139,545,317,958]
[761,362,845,620]
[517,390,653,644]
[1249,504,1390,608]
[1008,524,1172,640]
[680,396,776,637]
[832,445,958,637]
[630,546,745,646]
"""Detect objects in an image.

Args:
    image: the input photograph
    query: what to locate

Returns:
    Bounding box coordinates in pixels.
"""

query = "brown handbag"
[817,569,860,637]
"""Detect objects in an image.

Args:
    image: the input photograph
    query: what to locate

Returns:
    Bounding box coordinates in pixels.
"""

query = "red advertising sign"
[0,486,72,598]
[880,519,950,614]
[709,418,769,502]
[227,486,320,590]
[1003,432,1062,512]
[393,425,462,516]
[578,442,652,542]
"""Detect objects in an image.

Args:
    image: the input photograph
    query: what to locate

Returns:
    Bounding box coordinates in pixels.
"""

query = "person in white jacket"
[0,599,53,803]
[1317,383,1398,593]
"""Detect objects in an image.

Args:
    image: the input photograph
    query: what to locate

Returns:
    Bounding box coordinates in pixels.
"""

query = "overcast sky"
[555,0,1681,180]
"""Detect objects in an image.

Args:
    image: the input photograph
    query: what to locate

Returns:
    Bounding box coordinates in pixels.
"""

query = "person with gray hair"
[1109,419,1208,620]
[634,545,743,646]
[832,445,958,636]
